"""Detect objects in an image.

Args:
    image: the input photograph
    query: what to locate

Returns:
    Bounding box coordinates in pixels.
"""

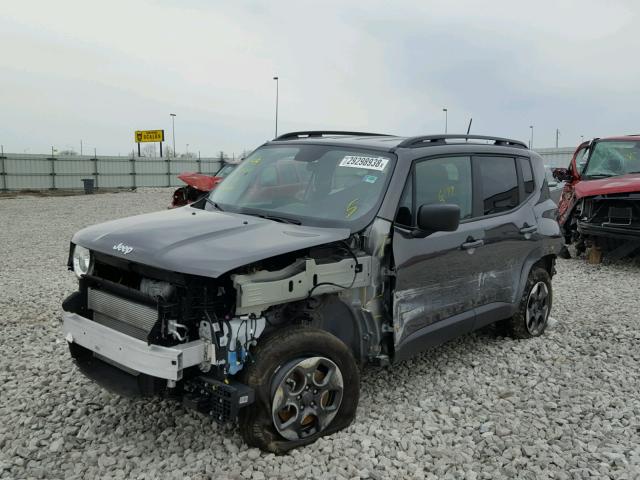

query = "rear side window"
[478,157,519,215]
[518,157,534,194]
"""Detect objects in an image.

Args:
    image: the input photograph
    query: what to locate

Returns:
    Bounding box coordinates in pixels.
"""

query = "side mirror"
[415,203,460,236]
[552,167,572,183]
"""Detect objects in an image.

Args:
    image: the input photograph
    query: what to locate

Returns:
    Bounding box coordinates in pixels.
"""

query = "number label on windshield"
[339,155,389,171]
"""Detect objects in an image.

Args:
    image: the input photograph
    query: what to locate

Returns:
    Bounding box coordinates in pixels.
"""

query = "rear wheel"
[504,267,552,339]
[238,326,359,453]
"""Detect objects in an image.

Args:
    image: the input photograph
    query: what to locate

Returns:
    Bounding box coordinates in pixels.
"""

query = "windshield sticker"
[249,157,262,165]
[339,156,389,171]
[345,199,359,218]
[362,175,378,184]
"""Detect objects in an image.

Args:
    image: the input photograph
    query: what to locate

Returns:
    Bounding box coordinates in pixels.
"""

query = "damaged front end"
[62,221,392,423]
[575,193,640,258]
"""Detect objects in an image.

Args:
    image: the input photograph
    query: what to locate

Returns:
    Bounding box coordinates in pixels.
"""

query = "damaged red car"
[553,135,640,259]
[169,164,237,208]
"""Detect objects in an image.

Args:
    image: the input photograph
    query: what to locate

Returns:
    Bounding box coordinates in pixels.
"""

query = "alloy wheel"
[526,281,550,336]
[271,356,344,441]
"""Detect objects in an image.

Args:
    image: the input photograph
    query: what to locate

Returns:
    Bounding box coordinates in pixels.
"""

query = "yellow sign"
[135,130,165,143]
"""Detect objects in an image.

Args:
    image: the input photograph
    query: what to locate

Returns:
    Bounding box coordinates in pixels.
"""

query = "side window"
[518,157,535,194]
[414,156,472,220]
[575,147,589,174]
[478,157,519,215]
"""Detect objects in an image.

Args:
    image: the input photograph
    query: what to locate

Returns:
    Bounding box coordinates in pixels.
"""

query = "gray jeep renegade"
[63,132,562,453]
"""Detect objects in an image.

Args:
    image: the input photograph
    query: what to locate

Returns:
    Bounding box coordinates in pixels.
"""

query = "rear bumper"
[577,221,640,241]
[63,312,206,381]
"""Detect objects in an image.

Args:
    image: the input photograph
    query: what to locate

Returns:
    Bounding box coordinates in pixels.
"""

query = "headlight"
[72,245,92,278]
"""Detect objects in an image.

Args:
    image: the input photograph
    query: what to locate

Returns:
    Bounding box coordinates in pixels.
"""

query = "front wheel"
[504,267,552,339]
[238,326,359,454]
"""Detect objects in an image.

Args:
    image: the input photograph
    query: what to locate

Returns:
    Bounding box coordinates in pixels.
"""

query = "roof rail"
[274,130,392,141]
[397,134,528,149]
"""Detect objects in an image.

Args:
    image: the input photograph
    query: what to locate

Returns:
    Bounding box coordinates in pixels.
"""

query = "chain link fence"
[0,153,223,191]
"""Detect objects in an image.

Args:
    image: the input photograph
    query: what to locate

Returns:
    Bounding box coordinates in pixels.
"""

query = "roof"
[598,135,640,142]
[268,131,528,152]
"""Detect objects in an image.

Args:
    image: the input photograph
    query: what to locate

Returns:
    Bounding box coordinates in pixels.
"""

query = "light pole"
[273,76,279,138]
[555,129,560,148]
[170,113,176,158]
[529,125,534,149]
[442,108,448,134]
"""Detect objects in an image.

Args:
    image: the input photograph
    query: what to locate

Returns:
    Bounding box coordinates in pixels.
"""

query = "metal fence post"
[166,156,171,187]
[0,146,6,191]
[93,154,99,189]
[49,156,56,189]
[197,152,202,174]
[131,155,137,190]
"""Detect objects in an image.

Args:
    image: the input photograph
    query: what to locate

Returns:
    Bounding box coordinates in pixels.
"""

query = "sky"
[1,0,639,156]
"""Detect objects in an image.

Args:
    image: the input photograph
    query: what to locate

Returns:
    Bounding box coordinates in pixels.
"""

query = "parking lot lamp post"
[443,108,448,134]
[529,125,534,149]
[170,114,177,158]
[273,76,279,138]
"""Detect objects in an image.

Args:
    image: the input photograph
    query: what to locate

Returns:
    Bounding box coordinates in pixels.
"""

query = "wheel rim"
[271,356,344,441]
[526,281,550,335]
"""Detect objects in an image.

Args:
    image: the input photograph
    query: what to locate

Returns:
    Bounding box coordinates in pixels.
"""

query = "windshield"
[216,164,236,178]
[583,141,640,178]
[208,145,395,227]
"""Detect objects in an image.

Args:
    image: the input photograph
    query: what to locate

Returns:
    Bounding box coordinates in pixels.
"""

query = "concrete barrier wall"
[534,147,575,168]
[0,153,222,190]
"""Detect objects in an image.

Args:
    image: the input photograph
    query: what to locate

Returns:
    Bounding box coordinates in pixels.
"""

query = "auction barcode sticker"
[339,155,389,171]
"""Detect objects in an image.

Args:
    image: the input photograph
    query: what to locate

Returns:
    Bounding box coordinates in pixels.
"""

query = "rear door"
[471,155,540,327]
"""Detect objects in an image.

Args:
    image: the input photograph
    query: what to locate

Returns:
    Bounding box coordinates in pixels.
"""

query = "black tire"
[504,267,552,339]
[238,325,359,454]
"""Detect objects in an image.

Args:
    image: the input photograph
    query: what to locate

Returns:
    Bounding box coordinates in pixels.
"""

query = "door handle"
[461,239,484,250]
[519,225,538,235]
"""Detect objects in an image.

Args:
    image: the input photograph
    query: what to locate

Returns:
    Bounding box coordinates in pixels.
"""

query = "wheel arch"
[514,251,556,305]
[283,294,376,367]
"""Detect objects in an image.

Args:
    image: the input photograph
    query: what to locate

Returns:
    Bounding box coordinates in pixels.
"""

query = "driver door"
[392,155,483,360]
[557,143,589,230]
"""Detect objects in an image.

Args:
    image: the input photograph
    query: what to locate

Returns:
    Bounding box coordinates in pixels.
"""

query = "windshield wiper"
[259,214,301,225]
[585,173,613,178]
[203,196,224,211]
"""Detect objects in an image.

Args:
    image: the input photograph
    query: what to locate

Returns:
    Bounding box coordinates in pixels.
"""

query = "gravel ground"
[1,190,639,480]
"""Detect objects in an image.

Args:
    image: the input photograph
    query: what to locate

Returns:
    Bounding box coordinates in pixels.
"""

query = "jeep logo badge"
[113,242,134,255]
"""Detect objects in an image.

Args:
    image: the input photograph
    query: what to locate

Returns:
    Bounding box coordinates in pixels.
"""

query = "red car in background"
[169,163,237,208]
[553,135,640,259]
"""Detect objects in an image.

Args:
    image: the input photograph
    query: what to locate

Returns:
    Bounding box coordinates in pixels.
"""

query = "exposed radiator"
[87,288,158,341]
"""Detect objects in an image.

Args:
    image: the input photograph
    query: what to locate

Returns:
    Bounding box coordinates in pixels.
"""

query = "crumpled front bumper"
[63,312,206,381]
[577,221,640,241]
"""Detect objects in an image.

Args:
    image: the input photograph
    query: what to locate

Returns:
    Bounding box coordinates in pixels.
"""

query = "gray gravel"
[1,190,639,480]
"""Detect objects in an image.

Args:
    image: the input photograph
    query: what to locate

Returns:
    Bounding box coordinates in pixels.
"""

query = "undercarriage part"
[232,256,372,315]
[182,376,255,424]
[69,342,167,398]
